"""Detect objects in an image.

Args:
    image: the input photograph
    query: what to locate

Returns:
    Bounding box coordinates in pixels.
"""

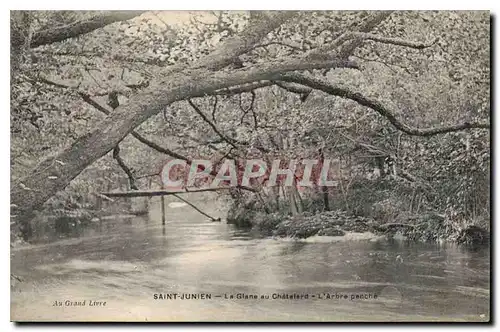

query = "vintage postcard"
[10,10,490,322]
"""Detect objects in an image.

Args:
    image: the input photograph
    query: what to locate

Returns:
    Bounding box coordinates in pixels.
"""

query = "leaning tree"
[10,11,489,235]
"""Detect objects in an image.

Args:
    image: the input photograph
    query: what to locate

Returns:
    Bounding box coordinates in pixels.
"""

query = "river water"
[10,197,490,322]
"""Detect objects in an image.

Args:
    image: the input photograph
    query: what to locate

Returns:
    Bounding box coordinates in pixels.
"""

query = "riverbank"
[10,208,490,322]
[10,207,145,246]
[230,209,490,245]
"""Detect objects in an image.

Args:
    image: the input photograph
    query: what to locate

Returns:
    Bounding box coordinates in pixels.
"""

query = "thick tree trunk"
[10,12,304,226]
[11,56,354,225]
[17,11,477,236]
[12,11,394,228]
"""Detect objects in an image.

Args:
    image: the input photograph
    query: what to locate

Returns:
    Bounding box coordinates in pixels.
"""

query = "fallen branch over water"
[101,187,233,198]
[93,192,115,202]
[171,194,220,222]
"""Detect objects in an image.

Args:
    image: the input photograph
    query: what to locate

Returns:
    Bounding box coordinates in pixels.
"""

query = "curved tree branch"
[278,73,490,136]
[311,11,393,59]
[20,11,145,49]
[214,81,274,95]
[355,32,437,49]
[31,75,257,194]
[80,91,190,161]
[250,41,304,52]
[172,194,220,222]
[188,99,240,149]
[113,145,138,190]
[35,75,193,162]
[7,11,407,222]
[192,11,298,71]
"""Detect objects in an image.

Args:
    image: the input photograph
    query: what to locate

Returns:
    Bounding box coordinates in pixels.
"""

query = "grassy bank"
[227,178,489,245]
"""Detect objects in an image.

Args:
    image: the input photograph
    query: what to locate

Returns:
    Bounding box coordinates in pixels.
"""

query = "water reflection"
[11,203,490,322]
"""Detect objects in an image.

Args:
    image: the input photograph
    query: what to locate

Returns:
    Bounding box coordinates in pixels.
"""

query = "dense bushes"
[226,173,489,244]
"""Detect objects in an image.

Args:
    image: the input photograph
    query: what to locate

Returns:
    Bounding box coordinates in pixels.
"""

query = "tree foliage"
[10,10,490,239]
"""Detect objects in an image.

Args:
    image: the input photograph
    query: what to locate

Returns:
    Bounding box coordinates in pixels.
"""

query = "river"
[10,196,490,322]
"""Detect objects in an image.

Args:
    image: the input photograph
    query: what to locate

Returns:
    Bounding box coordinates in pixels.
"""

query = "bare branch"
[113,145,138,190]
[81,92,191,161]
[136,172,160,180]
[309,11,393,60]
[355,33,437,49]
[250,41,304,52]
[192,11,298,71]
[352,55,412,74]
[10,19,362,219]
[214,81,274,95]
[171,194,220,221]
[94,192,115,202]
[274,81,309,94]
[102,187,234,198]
[33,76,258,194]
[187,99,239,149]
[238,91,256,125]
[337,11,394,58]
[36,75,192,162]
[130,132,189,161]
[278,73,490,136]
[211,96,218,123]
[23,11,145,48]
